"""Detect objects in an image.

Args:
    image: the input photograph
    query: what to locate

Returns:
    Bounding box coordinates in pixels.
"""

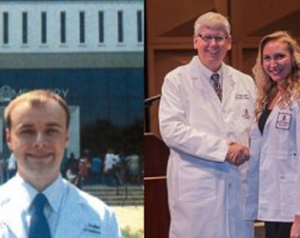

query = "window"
[98,11,104,43]
[79,11,85,43]
[137,10,143,43]
[22,12,28,44]
[3,12,8,44]
[41,12,47,44]
[117,11,123,43]
[60,11,66,43]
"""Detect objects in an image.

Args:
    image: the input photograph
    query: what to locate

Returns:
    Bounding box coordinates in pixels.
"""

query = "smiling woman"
[262,41,293,86]
[244,31,300,238]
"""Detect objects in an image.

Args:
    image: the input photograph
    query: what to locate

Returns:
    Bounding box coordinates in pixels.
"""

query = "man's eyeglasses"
[198,34,228,44]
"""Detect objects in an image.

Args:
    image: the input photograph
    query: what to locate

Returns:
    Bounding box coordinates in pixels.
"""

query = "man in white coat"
[159,12,256,238]
[0,90,121,238]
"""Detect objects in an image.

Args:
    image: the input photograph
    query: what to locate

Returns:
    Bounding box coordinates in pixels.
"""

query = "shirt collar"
[15,173,65,214]
[43,175,65,213]
[196,57,224,82]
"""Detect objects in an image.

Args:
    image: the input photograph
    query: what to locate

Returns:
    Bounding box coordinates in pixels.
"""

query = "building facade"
[0,0,144,159]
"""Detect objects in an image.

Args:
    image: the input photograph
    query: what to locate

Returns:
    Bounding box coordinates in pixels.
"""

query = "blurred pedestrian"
[104,149,115,186]
[91,154,102,184]
[79,152,91,186]
[125,154,140,185]
[65,153,79,187]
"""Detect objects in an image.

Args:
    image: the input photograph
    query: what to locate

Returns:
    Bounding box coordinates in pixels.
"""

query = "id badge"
[275,112,291,130]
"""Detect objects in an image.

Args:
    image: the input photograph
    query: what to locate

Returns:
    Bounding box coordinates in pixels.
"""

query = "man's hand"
[291,215,300,238]
[225,143,250,166]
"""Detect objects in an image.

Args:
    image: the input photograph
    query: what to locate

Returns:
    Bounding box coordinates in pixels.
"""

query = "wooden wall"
[145,0,300,137]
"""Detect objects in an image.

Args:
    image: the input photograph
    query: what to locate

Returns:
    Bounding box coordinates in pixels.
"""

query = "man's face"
[6,100,69,181]
[194,27,232,72]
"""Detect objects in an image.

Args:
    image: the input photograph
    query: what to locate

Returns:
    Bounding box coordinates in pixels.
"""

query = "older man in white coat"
[159,12,256,238]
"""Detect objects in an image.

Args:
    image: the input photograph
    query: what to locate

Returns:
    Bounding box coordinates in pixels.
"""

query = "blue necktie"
[211,73,222,101]
[29,193,51,238]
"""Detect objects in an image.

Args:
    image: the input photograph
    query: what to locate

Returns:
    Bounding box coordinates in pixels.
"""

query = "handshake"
[225,142,250,166]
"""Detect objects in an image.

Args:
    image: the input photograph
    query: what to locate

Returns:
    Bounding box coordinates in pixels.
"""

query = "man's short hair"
[4,89,70,130]
[194,11,231,36]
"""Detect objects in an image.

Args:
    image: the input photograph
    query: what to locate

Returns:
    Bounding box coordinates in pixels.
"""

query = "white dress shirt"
[0,174,122,238]
[16,174,66,237]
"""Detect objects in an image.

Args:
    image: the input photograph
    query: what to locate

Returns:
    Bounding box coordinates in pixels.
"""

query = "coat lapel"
[261,104,283,139]
[1,178,105,238]
[1,197,27,238]
[54,184,103,238]
[190,57,223,113]
[222,65,236,107]
[54,186,85,238]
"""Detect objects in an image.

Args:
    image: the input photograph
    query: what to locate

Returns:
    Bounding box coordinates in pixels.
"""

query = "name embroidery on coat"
[235,94,249,100]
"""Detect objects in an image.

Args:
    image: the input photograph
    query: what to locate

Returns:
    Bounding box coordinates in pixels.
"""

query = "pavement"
[110,205,267,238]
[111,206,263,238]
[112,205,144,237]
[110,204,265,238]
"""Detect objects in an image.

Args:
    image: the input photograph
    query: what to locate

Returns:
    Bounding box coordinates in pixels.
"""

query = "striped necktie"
[211,73,222,101]
[29,193,51,238]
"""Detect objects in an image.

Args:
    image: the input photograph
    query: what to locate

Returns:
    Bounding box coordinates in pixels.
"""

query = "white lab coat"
[244,100,300,222]
[159,56,255,238]
[0,177,121,238]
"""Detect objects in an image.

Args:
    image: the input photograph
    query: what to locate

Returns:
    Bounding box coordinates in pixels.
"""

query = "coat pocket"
[179,163,216,201]
[279,174,296,218]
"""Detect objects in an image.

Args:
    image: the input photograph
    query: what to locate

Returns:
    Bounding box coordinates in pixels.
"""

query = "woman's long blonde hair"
[253,31,300,117]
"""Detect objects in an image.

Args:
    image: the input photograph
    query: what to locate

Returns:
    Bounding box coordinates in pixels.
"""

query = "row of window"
[2,10,144,45]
